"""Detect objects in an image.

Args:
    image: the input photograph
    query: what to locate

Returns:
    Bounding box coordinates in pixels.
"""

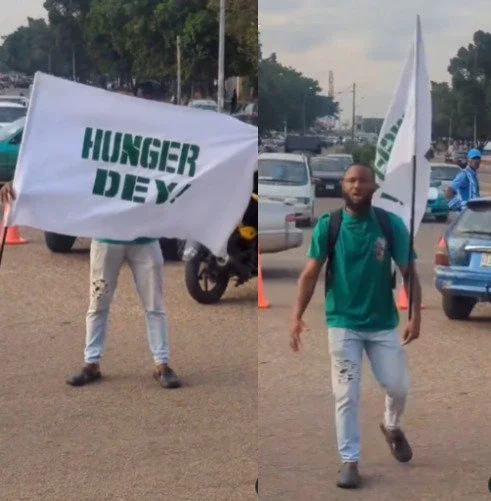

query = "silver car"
[259,200,303,254]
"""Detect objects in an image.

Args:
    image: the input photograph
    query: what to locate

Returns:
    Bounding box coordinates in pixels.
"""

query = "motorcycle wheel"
[185,253,230,304]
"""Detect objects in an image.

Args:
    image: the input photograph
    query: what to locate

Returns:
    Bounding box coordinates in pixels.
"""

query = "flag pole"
[408,15,420,321]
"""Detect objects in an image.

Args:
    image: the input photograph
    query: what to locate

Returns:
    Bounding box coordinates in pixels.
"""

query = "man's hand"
[0,181,15,206]
[290,317,308,352]
[401,316,421,346]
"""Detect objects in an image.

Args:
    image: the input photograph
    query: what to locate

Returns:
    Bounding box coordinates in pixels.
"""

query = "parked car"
[0,102,27,128]
[481,141,491,169]
[444,150,467,169]
[187,99,218,112]
[425,186,449,222]
[435,197,491,319]
[258,152,315,227]
[429,163,461,190]
[310,156,347,197]
[233,102,258,126]
[324,153,353,170]
[0,116,24,184]
[0,95,29,107]
[258,200,303,253]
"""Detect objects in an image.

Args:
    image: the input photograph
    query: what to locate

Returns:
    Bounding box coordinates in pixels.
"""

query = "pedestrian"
[230,89,237,114]
[445,148,481,211]
[290,164,422,489]
[0,180,182,390]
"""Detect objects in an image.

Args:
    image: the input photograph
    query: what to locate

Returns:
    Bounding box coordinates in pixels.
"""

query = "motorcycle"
[183,193,258,304]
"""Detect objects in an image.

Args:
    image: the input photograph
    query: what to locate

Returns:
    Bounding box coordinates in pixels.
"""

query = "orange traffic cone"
[1,203,27,246]
[396,286,425,311]
[258,248,270,309]
[5,225,27,245]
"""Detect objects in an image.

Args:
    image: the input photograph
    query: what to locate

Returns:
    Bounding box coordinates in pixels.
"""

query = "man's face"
[468,157,481,170]
[342,165,377,210]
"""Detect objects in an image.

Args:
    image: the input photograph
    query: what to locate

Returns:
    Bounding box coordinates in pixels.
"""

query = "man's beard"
[342,191,372,213]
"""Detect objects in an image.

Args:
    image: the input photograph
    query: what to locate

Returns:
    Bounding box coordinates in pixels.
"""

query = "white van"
[258,152,315,227]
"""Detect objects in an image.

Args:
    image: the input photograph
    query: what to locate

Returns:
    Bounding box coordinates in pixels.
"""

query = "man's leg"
[67,241,124,386]
[328,328,364,488]
[365,329,412,462]
[126,242,181,388]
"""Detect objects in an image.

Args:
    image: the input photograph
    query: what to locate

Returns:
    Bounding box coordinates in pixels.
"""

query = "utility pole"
[217,0,226,112]
[449,116,452,141]
[473,112,477,146]
[176,36,181,105]
[351,82,356,142]
[69,0,76,81]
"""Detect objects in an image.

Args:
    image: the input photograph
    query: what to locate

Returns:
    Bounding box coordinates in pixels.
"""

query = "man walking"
[290,164,422,489]
[446,148,481,210]
[0,181,181,389]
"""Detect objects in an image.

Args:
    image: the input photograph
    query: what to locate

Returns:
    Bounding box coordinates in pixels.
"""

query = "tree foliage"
[259,53,339,134]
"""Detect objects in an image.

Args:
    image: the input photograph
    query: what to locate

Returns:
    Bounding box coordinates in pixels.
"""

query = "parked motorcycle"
[183,194,258,304]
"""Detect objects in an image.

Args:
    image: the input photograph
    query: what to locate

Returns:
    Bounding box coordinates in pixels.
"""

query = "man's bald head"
[343,164,376,181]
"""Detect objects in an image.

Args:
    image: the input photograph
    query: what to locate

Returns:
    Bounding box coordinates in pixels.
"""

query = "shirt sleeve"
[451,171,467,192]
[307,214,329,263]
[390,214,417,267]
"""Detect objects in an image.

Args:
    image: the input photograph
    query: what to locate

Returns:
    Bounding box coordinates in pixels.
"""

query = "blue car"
[435,198,491,319]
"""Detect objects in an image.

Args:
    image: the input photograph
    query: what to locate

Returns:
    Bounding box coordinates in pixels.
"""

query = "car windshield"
[0,106,26,124]
[454,205,491,236]
[0,116,24,141]
[259,159,308,186]
[431,166,459,181]
[310,157,345,172]
[326,156,352,169]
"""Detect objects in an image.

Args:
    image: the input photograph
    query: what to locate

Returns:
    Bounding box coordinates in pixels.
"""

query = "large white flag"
[8,72,257,257]
[372,16,431,234]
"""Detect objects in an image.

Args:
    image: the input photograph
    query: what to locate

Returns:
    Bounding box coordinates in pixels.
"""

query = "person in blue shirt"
[445,148,481,210]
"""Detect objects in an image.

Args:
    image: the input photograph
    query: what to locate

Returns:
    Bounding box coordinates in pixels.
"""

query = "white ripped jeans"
[328,328,409,463]
[85,240,169,365]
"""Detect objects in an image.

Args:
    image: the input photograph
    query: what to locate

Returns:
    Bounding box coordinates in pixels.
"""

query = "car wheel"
[442,294,476,320]
[44,232,77,253]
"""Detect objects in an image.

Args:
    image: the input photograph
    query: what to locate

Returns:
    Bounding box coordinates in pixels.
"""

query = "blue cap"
[467,148,481,159]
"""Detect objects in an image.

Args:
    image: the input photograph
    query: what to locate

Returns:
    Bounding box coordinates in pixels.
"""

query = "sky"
[260,0,491,122]
[0,0,46,38]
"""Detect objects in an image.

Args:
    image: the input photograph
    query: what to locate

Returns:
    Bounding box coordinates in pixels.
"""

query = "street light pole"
[176,36,181,105]
[217,0,226,112]
[351,82,356,142]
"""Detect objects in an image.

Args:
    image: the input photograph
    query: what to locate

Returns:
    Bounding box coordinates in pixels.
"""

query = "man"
[446,148,481,211]
[0,181,181,389]
[290,164,422,489]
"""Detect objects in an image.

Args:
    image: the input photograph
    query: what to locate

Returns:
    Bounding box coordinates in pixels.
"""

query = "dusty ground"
[259,196,491,501]
[0,230,257,501]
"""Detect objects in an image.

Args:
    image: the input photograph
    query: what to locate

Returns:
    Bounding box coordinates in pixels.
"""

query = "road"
[0,230,257,501]
[259,195,491,501]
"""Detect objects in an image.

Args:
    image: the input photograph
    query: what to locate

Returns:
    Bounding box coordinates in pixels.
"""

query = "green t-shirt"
[307,208,413,332]
[94,237,158,245]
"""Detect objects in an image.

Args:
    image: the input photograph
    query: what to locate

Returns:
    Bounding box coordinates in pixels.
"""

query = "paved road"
[0,230,257,501]
[259,195,491,500]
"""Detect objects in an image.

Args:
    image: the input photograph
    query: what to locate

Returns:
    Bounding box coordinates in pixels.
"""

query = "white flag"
[372,16,431,235]
[8,72,257,257]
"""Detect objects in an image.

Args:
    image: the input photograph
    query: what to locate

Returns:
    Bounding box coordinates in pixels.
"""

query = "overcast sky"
[0,0,46,38]
[260,0,491,122]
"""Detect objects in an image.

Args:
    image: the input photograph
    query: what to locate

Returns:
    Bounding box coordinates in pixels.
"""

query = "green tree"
[259,54,339,134]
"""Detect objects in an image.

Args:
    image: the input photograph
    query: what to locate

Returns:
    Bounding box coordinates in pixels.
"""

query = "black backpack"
[324,207,396,294]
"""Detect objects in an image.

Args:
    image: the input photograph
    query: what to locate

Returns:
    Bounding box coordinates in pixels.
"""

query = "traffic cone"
[258,248,270,309]
[5,225,27,245]
[395,286,425,311]
[1,203,27,245]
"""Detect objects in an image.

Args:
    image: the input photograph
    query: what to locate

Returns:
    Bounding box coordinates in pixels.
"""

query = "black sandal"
[380,423,413,463]
[66,366,102,387]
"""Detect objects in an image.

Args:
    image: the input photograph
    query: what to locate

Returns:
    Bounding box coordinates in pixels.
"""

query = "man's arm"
[445,171,466,200]
[398,261,422,319]
[292,258,324,321]
[0,181,15,206]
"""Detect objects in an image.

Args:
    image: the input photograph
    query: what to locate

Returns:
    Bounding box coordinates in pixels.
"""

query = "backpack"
[324,207,396,294]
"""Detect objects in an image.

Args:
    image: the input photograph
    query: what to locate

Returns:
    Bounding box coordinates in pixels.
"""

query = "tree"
[448,30,491,140]
[259,54,339,134]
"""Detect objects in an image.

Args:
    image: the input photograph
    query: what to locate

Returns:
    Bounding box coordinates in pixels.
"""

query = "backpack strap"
[324,209,343,294]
